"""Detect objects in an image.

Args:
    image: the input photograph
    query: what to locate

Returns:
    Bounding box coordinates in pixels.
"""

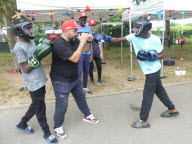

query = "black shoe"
[91,81,96,86]
[19,86,28,91]
[98,80,104,86]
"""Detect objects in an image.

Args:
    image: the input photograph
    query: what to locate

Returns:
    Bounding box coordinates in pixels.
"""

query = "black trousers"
[89,54,102,81]
[139,70,176,121]
[17,86,51,136]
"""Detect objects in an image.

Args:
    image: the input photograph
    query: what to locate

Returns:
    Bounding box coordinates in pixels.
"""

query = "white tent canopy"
[16,0,131,22]
[16,0,130,64]
[122,0,192,21]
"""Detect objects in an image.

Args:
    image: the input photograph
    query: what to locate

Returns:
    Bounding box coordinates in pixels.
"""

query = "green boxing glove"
[28,38,52,67]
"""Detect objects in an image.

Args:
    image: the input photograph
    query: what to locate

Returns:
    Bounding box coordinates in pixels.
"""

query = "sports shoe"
[91,81,96,86]
[83,114,99,124]
[98,80,104,86]
[16,125,34,134]
[54,126,67,139]
[44,134,58,144]
[83,88,92,95]
[19,86,28,91]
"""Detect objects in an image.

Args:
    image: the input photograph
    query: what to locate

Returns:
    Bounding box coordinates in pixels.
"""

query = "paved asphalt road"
[1,82,192,144]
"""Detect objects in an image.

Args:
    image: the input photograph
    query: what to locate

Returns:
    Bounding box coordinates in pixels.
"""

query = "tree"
[0,0,18,68]
[133,0,147,5]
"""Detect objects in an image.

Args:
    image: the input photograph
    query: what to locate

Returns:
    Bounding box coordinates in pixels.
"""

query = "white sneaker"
[83,114,99,124]
[83,88,92,95]
[54,126,67,139]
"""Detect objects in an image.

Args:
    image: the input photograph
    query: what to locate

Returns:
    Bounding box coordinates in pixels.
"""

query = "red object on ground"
[49,33,59,42]
[178,37,186,45]
[7,69,20,74]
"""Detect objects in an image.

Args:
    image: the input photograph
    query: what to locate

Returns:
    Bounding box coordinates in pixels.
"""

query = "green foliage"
[0,0,16,24]
[102,14,131,47]
[33,23,49,43]
[0,18,3,24]
[169,25,192,44]
[34,33,47,44]
[0,52,12,59]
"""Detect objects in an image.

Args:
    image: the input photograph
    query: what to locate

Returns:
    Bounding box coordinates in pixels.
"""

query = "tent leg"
[160,9,167,79]
[127,12,136,81]
[120,19,124,64]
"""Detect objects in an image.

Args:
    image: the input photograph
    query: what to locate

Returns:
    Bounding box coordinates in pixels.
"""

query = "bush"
[34,33,47,44]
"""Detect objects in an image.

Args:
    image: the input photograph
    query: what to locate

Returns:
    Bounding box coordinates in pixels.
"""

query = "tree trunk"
[165,20,170,32]
[3,2,18,68]
[165,20,170,47]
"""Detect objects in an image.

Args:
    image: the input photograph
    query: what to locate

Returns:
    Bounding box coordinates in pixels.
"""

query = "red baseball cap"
[61,19,82,30]
[78,13,88,18]
[88,19,96,26]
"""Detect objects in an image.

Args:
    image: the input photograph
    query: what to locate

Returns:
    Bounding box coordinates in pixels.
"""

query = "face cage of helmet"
[133,24,143,37]
[23,24,35,39]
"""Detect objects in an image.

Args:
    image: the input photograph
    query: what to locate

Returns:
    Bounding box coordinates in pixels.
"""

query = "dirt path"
[0,59,192,108]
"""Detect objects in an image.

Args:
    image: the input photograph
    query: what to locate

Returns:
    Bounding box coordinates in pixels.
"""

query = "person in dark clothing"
[50,19,99,140]
[88,19,104,86]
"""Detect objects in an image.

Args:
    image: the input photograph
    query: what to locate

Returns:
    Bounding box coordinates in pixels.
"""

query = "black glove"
[28,38,52,67]
[137,50,158,62]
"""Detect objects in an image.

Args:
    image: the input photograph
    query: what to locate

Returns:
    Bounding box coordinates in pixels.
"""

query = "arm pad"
[28,38,52,67]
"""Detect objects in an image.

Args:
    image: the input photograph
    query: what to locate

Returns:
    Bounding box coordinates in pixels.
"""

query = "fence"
[0,42,10,52]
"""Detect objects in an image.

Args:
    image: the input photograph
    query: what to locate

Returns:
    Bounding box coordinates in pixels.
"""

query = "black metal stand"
[160,75,167,79]
[127,77,136,81]
[163,59,175,66]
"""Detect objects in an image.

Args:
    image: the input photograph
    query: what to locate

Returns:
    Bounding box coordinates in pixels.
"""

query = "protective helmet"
[133,16,152,37]
[11,18,35,39]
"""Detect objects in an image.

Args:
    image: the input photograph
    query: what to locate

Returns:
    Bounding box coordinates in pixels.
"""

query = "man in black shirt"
[50,19,99,140]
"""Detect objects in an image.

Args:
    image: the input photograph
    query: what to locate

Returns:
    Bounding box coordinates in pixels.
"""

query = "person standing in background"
[77,13,93,94]
[88,19,104,86]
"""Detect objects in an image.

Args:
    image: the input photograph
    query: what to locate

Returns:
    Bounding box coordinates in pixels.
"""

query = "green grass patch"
[0,53,13,59]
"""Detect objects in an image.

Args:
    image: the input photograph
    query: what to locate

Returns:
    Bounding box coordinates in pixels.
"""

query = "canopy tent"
[16,0,131,64]
[121,0,192,80]
[16,0,131,22]
[122,0,192,21]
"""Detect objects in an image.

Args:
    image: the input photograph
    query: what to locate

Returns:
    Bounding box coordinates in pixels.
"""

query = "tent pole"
[160,9,167,79]
[127,12,136,81]
[120,20,124,64]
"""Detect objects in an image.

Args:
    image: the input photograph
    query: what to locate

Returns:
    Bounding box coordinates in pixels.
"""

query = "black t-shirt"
[92,32,101,55]
[50,36,80,82]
